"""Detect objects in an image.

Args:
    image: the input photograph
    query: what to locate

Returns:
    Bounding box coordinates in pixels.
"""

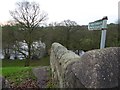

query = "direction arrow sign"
[88,16,108,49]
[88,16,108,30]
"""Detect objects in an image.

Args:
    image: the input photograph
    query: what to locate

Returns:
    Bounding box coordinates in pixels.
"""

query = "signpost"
[88,16,108,49]
[0,26,2,90]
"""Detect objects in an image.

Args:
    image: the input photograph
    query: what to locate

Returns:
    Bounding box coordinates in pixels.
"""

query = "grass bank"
[1,56,50,88]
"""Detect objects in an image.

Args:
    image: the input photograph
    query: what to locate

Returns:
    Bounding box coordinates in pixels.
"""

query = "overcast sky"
[0,0,119,25]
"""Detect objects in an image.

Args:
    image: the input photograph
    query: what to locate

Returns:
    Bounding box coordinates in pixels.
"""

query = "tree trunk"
[25,33,31,67]
[77,50,80,55]
[4,48,10,59]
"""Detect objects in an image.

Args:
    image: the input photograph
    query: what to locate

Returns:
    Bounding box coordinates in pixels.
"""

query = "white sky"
[0,0,119,25]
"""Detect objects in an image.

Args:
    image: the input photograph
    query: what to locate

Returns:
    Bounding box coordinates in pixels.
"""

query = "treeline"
[2,21,118,60]
[42,23,118,50]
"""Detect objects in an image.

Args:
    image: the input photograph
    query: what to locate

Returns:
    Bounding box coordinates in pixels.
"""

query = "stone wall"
[0,76,10,89]
[50,42,119,88]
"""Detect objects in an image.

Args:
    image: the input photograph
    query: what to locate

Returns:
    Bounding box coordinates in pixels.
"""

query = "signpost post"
[0,26,2,90]
[88,16,108,49]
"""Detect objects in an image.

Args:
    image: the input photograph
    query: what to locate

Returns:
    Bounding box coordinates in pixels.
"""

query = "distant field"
[2,56,50,67]
[2,67,31,76]
[1,56,50,76]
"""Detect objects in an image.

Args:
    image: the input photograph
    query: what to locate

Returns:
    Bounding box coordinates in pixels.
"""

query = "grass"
[1,56,50,76]
[0,68,2,75]
[4,67,36,86]
[2,67,30,76]
[1,56,50,87]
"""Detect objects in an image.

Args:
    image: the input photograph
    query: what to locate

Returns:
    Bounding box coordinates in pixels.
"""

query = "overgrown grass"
[4,67,37,86]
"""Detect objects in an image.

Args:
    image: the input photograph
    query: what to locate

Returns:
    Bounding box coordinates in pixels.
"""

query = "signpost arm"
[88,16,108,49]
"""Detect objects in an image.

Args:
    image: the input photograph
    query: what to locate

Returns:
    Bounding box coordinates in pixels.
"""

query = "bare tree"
[10,1,48,66]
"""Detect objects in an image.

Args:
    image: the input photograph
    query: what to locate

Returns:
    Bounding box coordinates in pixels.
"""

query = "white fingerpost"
[88,16,108,49]
[100,17,107,49]
[100,30,106,49]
